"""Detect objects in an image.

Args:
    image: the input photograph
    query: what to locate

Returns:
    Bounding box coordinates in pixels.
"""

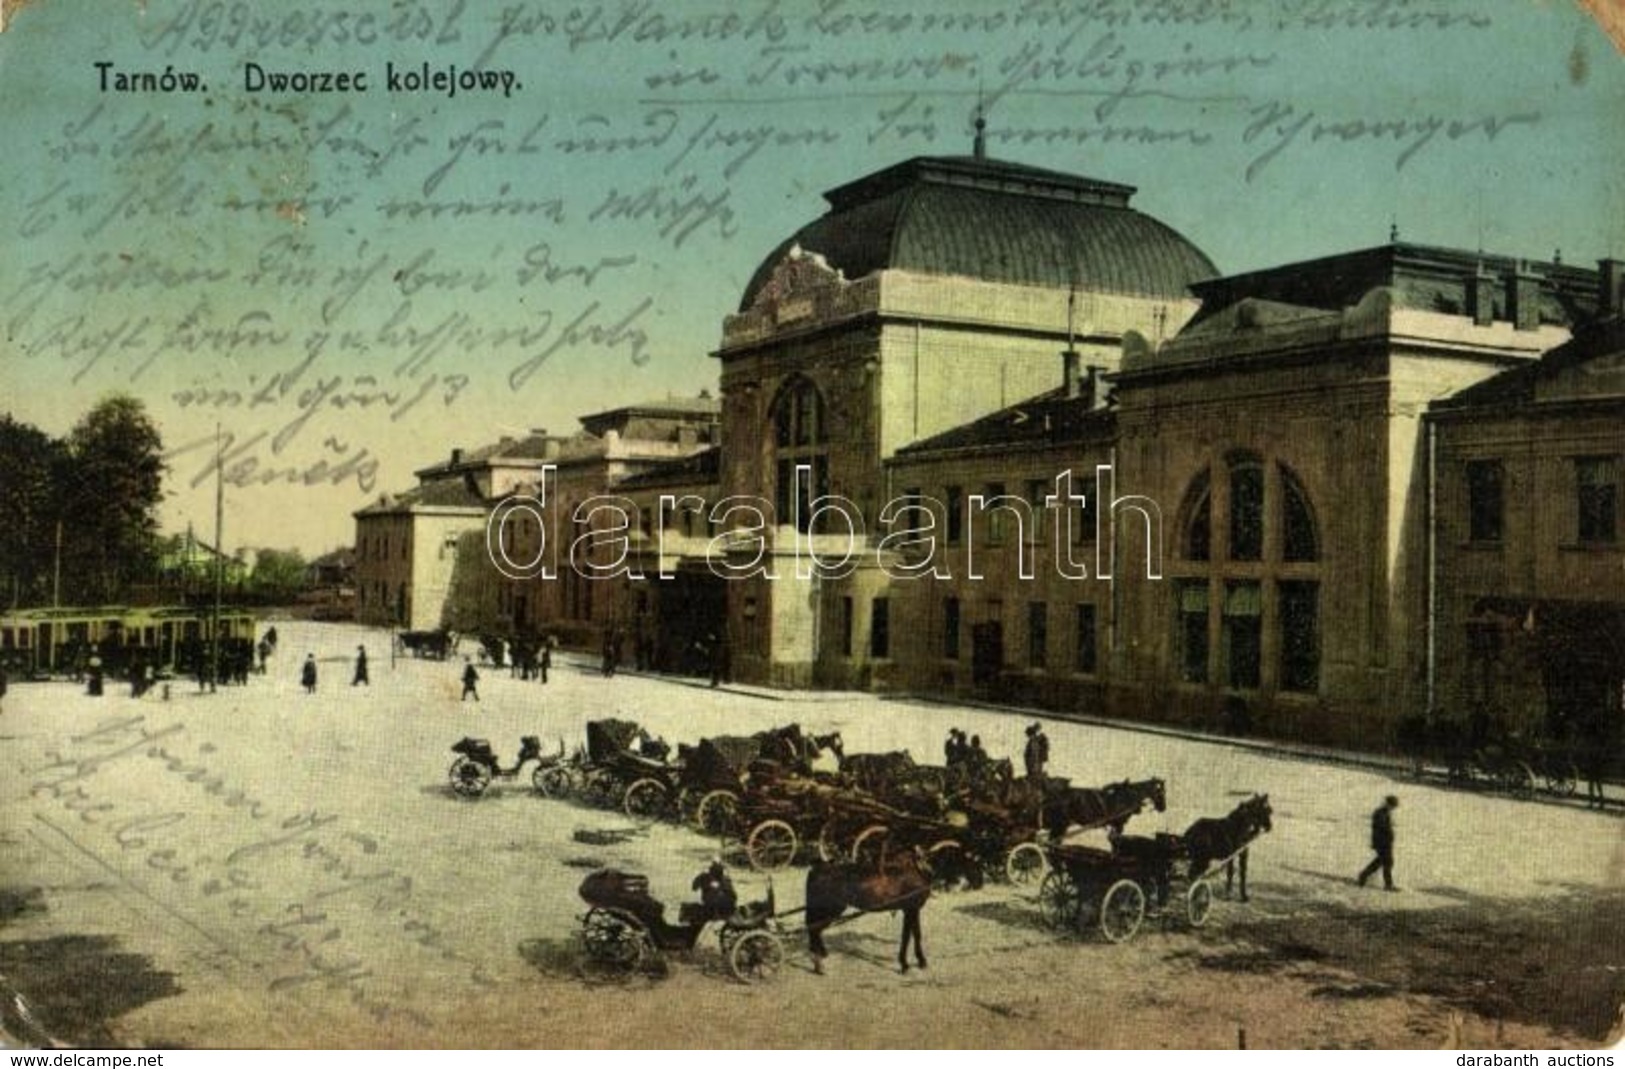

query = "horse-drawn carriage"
[1036,793,1272,943]
[446,735,568,798]
[576,868,785,983]
[398,628,454,660]
[1396,714,1578,799]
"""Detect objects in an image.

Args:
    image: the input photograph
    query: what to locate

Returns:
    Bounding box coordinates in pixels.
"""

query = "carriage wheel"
[1186,878,1215,928]
[694,790,741,837]
[623,778,669,822]
[535,764,573,798]
[851,824,891,866]
[1099,879,1146,943]
[1004,841,1048,887]
[1544,758,1579,798]
[583,769,620,808]
[448,756,492,799]
[727,929,785,984]
[1038,870,1080,930]
[1498,761,1536,800]
[746,820,798,871]
[579,908,648,977]
[926,839,966,891]
[816,819,843,862]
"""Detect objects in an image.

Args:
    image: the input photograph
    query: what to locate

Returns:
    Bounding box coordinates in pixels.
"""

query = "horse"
[1042,777,1167,841]
[804,848,932,975]
[1183,793,1272,902]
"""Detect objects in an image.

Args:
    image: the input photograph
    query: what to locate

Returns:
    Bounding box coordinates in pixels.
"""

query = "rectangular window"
[943,597,960,660]
[1578,456,1619,543]
[840,596,854,658]
[870,598,890,659]
[1075,471,1099,545]
[986,482,1008,544]
[1279,581,1319,693]
[1025,479,1046,544]
[1176,581,1208,684]
[1027,601,1047,669]
[1223,581,1262,690]
[1075,603,1097,674]
[1466,460,1503,543]
[945,486,964,545]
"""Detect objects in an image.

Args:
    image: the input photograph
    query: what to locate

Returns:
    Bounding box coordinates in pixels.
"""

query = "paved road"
[1,621,1620,1048]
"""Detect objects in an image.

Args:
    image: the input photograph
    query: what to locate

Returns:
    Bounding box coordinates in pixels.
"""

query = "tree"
[61,395,165,604]
[442,530,506,634]
[0,414,68,606]
[249,548,308,601]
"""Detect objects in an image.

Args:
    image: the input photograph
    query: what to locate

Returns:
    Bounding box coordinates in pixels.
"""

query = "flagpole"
[211,423,224,693]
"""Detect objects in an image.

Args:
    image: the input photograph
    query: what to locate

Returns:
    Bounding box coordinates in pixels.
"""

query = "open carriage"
[576,868,785,983]
[1036,793,1271,943]
[446,735,569,798]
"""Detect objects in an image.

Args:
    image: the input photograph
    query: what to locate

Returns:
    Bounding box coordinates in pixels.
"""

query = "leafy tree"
[442,530,506,634]
[249,548,308,600]
[0,414,68,606]
[61,395,164,603]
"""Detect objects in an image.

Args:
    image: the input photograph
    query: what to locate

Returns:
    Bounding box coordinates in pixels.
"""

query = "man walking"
[461,658,480,703]
[301,654,318,695]
[1357,795,1400,891]
[1024,722,1049,781]
[352,645,369,686]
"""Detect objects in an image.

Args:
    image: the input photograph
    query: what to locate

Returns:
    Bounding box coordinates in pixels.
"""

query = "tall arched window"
[1172,456,1321,694]
[770,377,829,533]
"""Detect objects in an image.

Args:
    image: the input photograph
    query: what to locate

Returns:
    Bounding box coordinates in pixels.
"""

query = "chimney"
[1062,348,1082,400]
[1600,258,1625,317]
[1509,261,1542,332]
[1085,365,1109,410]
[449,447,463,466]
[1468,264,1497,327]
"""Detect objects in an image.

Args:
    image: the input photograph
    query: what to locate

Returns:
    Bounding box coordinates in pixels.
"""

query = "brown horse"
[1042,777,1167,840]
[1183,793,1272,901]
[804,849,932,974]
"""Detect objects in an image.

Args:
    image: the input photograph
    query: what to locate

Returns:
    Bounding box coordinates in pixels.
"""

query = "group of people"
[943,727,987,766]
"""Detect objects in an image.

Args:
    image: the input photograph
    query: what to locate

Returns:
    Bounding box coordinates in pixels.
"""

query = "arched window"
[770,377,829,533]
[1171,457,1322,695]
[1180,468,1211,562]
[1281,465,1318,562]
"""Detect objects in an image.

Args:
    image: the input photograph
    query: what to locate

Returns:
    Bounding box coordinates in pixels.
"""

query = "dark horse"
[1042,777,1167,841]
[1183,793,1272,902]
[805,849,932,975]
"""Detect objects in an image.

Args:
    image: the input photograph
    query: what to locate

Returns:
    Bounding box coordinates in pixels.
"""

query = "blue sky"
[0,0,1621,554]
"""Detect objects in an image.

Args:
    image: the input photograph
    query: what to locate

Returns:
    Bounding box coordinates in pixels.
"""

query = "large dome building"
[713,145,1217,687]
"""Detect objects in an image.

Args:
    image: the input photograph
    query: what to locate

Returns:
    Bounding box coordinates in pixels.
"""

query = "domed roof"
[739,154,1217,312]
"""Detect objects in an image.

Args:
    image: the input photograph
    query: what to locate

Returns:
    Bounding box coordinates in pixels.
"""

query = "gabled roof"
[1432,316,1625,414]
[1184,242,1598,331]
[615,446,723,491]
[894,388,1116,459]
[354,478,486,517]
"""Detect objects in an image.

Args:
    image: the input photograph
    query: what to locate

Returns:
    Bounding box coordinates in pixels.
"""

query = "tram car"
[0,605,257,679]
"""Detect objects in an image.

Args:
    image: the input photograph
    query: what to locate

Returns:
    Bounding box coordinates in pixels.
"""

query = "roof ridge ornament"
[973,84,987,160]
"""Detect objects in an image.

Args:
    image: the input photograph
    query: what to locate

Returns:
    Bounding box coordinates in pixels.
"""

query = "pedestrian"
[257,637,271,674]
[301,654,318,694]
[539,642,551,685]
[600,630,615,677]
[1357,795,1400,891]
[709,631,729,688]
[1023,722,1049,781]
[461,658,480,702]
[353,645,369,686]
[86,646,104,697]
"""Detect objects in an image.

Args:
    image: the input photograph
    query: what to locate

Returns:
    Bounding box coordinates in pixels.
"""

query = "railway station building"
[359,144,1623,753]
